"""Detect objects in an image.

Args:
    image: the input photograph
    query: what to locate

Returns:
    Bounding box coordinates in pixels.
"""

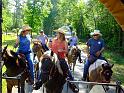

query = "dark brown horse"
[88,59,113,83]
[1,45,30,93]
[34,50,68,93]
[67,46,81,72]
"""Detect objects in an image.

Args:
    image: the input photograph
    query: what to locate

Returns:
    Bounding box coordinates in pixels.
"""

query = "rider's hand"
[58,49,63,52]
[95,51,101,57]
[13,43,18,48]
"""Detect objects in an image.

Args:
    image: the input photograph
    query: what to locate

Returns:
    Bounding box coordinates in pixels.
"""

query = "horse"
[88,59,113,83]
[1,45,31,93]
[34,50,68,93]
[32,40,46,81]
[67,46,81,72]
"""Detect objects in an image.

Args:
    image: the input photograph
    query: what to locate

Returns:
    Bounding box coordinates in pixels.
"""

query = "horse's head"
[69,46,79,57]
[2,45,26,69]
[69,46,80,60]
[32,41,44,53]
[101,63,114,83]
[40,50,59,81]
[32,42,42,53]
[1,45,15,61]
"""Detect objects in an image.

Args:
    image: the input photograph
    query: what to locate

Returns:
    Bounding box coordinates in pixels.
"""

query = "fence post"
[0,0,2,93]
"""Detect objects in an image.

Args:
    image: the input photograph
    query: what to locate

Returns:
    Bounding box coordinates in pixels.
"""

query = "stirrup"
[69,82,79,93]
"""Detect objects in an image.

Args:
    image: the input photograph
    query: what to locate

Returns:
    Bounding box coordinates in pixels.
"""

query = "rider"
[82,30,105,81]
[14,25,34,84]
[68,32,82,63]
[36,29,49,51]
[51,28,74,80]
[68,32,78,47]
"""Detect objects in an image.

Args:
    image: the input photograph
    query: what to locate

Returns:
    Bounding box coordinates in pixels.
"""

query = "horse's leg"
[46,88,52,93]
[35,63,39,81]
[72,61,76,75]
[7,82,13,93]
[21,82,25,93]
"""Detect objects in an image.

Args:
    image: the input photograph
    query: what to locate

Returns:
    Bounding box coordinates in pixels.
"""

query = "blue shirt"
[69,36,78,46]
[87,38,105,55]
[18,34,31,53]
[37,35,48,45]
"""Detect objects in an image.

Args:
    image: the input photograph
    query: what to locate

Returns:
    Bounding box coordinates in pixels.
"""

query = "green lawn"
[2,34,124,92]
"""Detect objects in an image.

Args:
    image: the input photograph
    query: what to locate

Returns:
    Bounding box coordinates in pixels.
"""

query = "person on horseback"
[51,28,74,80]
[68,32,78,47]
[82,30,105,81]
[68,32,82,63]
[36,29,49,51]
[14,25,34,84]
[50,28,79,92]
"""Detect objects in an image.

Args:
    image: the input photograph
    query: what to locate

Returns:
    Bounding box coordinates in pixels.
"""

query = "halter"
[100,64,112,83]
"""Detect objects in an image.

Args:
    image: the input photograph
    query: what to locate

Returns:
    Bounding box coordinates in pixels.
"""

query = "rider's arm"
[14,37,19,48]
[86,45,90,57]
[64,41,68,54]
[45,35,48,44]
[86,39,91,56]
[100,47,104,53]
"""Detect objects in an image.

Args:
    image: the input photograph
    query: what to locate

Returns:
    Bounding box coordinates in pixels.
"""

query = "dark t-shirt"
[87,38,105,56]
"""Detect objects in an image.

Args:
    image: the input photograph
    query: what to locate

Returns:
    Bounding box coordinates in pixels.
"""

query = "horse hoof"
[33,82,42,90]
[69,83,79,93]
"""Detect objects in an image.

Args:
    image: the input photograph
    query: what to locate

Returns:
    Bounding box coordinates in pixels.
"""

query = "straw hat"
[19,25,32,33]
[90,30,102,36]
[54,28,66,35]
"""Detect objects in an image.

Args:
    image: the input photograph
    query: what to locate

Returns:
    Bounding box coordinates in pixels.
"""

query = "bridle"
[100,64,113,83]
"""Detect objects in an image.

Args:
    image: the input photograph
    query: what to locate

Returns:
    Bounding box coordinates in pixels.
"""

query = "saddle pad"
[89,59,107,74]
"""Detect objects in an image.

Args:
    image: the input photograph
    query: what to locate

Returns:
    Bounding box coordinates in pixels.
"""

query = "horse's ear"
[51,51,54,57]
[102,64,105,68]
[110,64,114,68]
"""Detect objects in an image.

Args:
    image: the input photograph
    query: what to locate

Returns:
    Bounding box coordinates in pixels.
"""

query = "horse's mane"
[4,49,27,69]
[41,50,58,63]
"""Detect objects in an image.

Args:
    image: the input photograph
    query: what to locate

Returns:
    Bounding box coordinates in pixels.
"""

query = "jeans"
[17,50,34,81]
[25,53,34,81]
[59,59,74,80]
[42,44,49,51]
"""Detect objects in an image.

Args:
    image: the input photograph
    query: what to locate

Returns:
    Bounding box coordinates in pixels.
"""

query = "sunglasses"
[93,34,99,36]
[23,30,30,32]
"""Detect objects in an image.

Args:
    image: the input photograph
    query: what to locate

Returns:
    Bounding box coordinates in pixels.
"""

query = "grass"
[2,34,124,92]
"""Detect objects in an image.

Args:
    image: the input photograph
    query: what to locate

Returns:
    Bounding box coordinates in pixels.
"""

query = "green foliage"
[2,0,124,52]
[24,0,52,34]
[2,0,13,32]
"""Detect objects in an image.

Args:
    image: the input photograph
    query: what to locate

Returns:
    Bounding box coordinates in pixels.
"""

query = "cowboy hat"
[19,25,32,33]
[90,30,102,36]
[54,28,66,35]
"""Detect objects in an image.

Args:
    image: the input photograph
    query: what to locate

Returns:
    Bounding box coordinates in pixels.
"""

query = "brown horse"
[1,45,30,93]
[67,46,81,72]
[32,41,46,80]
[88,59,113,83]
[32,41,45,62]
